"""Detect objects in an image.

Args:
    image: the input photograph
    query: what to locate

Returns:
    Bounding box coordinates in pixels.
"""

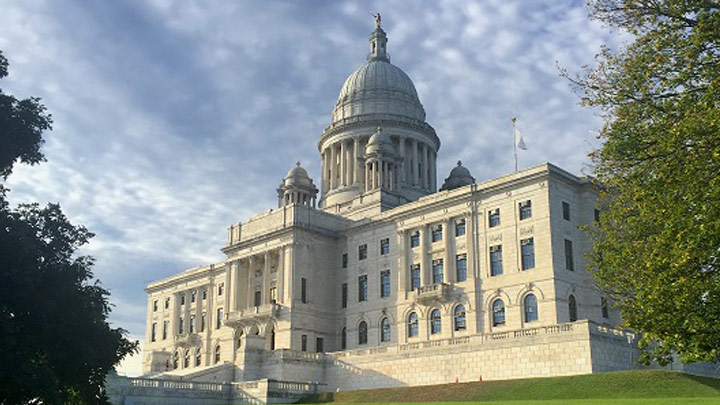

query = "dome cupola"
[440,161,475,191]
[277,162,318,208]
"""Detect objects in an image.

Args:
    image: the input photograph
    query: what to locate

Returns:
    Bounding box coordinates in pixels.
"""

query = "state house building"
[127,19,687,403]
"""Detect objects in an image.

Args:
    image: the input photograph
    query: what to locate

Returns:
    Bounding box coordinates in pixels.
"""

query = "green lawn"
[299,370,720,403]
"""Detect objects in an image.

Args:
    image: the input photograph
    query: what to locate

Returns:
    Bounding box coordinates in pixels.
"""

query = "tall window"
[153,300,158,312]
[601,297,609,318]
[358,244,368,260]
[200,313,206,332]
[178,317,184,334]
[524,294,538,322]
[218,283,224,296]
[301,278,307,303]
[456,254,467,282]
[430,309,442,334]
[492,299,505,326]
[180,294,186,305]
[564,239,574,271]
[519,200,532,220]
[195,349,201,366]
[381,317,391,342]
[341,327,347,350]
[254,290,261,306]
[202,289,207,300]
[316,337,324,353]
[380,270,391,298]
[216,308,223,329]
[431,225,443,242]
[490,245,503,276]
[270,287,277,303]
[342,253,348,268]
[358,321,368,345]
[151,323,157,342]
[184,350,190,368]
[410,231,420,248]
[489,208,500,228]
[358,275,368,302]
[410,264,421,290]
[189,315,196,333]
[569,295,578,322]
[521,238,535,270]
[455,219,466,236]
[301,334,307,351]
[454,305,466,331]
[562,201,571,221]
[191,290,197,303]
[162,321,168,340]
[380,238,390,255]
[432,259,444,283]
[173,351,179,369]
[407,312,419,337]
[164,297,170,309]
[341,283,348,308]
[214,345,221,364]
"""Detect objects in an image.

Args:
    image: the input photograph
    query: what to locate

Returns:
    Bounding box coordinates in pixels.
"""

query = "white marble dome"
[283,162,314,188]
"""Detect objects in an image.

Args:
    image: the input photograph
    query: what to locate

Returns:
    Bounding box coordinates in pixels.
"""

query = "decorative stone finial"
[296,161,301,167]
[457,160,462,166]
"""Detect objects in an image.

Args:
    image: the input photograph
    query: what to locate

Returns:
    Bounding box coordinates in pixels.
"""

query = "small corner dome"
[440,161,475,191]
[284,162,314,188]
[365,127,396,155]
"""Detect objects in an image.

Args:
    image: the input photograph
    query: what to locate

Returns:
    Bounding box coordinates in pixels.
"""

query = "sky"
[0,0,625,375]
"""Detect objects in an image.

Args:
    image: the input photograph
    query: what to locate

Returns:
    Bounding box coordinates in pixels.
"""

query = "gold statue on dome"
[372,12,381,28]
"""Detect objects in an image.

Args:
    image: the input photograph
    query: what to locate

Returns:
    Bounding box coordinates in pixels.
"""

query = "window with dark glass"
[270,287,277,303]
[380,270,390,298]
[410,231,420,248]
[341,327,347,349]
[191,290,196,303]
[489,208,500,228]
[564,239,574,271]
[569,295,578,322]
[490,245,503,276]
[492,299,505,326]
[301,277,307,303]
[162,321,168,340]
[178,317,184,334]
[195,349,201,366]
[184,350,190,368]
[180,294,185,305]
[173,351,179,369]
[200,313,206,332]
[410,264,421,290]
[380,238,390,255]
[601,297,609,318]
[524,294,538,322]
[189,315,196,333]
[381,317,391,342]
[432,259,444,283]
[521,238,535,270]
[254,290,262,307]
[164,297,170,309]
[341,283,348,308]
[431,225,443,242]
[454,305,466,331]
[358,321,368,345]
[562,201,571,221]
[218,283,224,296]
[202,289,207,300]
[214,346,220,364]
[216,308,223,329]
[408,312,419,337]
[358,275,368,302]
[455,219,466,236]
[456,254,467,282]
[153,300,158,312]
[519,200,532,220]
[342,253,348,268]
[151,323,157,342]
[430,309,442,334]
[316,337,324,353]
[301,334,307,351]
[358,244,368,260]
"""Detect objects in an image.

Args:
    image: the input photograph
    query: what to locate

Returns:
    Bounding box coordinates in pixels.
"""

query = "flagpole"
[512,117,518,172]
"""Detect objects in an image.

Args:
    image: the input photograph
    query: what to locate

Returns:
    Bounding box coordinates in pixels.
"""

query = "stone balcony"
[174,333,200,348]
[226,303,279,327]
[415,282,452,305]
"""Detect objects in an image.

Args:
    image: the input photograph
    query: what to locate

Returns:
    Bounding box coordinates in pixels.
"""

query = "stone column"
[412,139,419,186]
[398,137,406,184]
[340,140,346,187]
[330,144,337,189]
[419,225,427,285]
[320,151,326,194]
[284,245,294,304]
[277,246,285,304]
[247,256,255,308]
[353,137,360,184]
[398,230,407,295]
[224,266,231,315]
[229,261,238,311]
[430,150,436,192]
[466,213,476,279]
[263,252,271,304]
[444,219,454,283]
[421,143,428,190]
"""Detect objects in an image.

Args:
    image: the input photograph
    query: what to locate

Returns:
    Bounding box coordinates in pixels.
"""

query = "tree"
[574,1,720,365]
[0,50,138,404]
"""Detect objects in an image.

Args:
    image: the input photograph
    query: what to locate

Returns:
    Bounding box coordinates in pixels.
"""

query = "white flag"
[514,127,527,150]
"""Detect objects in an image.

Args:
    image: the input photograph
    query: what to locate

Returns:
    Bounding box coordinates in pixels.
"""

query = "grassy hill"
[299,370,720,404]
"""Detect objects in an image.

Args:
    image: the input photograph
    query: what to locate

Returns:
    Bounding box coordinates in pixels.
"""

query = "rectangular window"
[200,313,206,332]
[601,297,609,318]
[380,238,390,255]
[519,200,532,220]
[178,317,184,334]
[301,335,308,351]
[521,238,535,270]
[564,239,574,271]
[410,231,420,248]
[301,278,307,303]
[594,208,601,222]
[218,283,224,296]
[455,219,466,237]
[410,264,421,290]
[162,321,168,340]
[191,290,197,303]
[316,337,324,353]
[202,289,207,300]
[341,283,348,308]
[358,244,367,260]
[270,287,277,303]
[562,201,571,221]
[189,315,196,333]
[153,300,158,312]
[489,208,500,228]
[380,270,391,298]
[151,323,157,342]
[164,298,170,309]
[216,308,223,329]
[456,254,467,282]
[490,245,503,276]
[431,225,443,242]
[358,275,368,302]
[254,290,262,307]
[432,259,444,284]
[180,294,186,305]
[342,253,348,268]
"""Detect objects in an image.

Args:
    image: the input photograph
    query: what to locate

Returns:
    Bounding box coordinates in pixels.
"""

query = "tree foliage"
[576,1,720,365]
[0,50,138,404]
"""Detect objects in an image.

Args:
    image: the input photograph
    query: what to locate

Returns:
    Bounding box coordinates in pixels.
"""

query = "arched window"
[173,351,179,369]
[214,345,221,364]
[492,299,505,326]
[195,348,201,367]
[430,309,442,334]
[381,317,391,342]
[341,327,347,349]
[358,321,368,345]
[524,294,538,322]
[454,304,466,331]
[407,312,419,337]
[568,294,578,322]
[183,350,190,368]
